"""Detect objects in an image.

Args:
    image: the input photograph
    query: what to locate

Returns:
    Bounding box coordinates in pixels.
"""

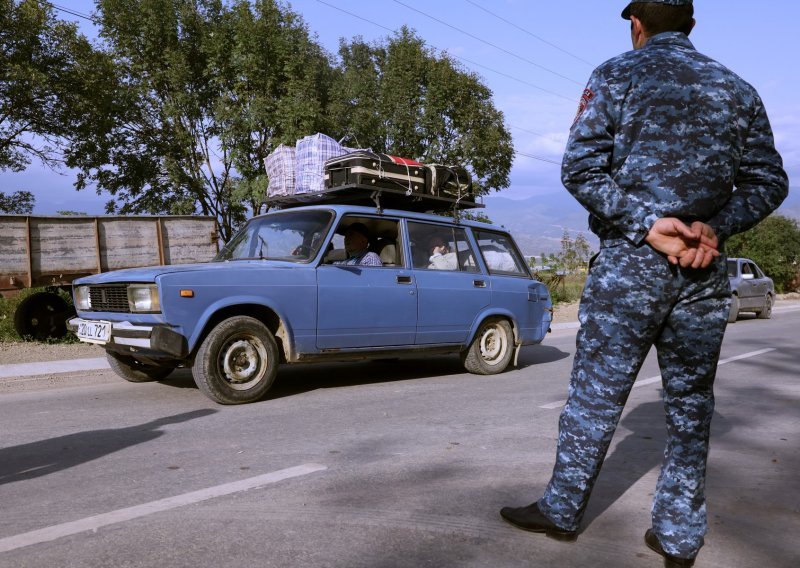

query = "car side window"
[474,230,528,276]
[324,216,401,267]
[408,222,478,272]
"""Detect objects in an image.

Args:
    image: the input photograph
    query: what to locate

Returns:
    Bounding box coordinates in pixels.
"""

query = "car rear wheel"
[461,318,514,375]
[757,294,773,319]
[192,316,279,404]
[727,295,740,324]
[106,352,173,382]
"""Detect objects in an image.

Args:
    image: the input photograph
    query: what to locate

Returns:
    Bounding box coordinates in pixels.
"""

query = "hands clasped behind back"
[645,217,720,269]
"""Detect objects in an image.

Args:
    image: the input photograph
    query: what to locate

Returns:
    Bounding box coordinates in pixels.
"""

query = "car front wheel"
[727,295,740,324]
[757,294,773,319]
[461,318,514,375]
[192,316,279,404]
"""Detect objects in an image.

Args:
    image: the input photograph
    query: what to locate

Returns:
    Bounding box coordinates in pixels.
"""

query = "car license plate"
[76,319,111,344]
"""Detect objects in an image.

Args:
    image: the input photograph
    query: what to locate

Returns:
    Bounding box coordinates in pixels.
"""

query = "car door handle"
[396,275,413,284]
[473,280,487,288]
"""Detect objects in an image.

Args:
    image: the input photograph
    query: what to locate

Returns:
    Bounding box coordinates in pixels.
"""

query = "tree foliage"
[0,0,104,172]
[726,214,800,293]
[328,28,514,196]
[0,190,34,213]
[540,229,593,274]
[67,0,332,240]
[6,1,513,239]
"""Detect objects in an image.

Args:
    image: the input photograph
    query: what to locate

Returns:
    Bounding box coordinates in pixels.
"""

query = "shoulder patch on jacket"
[572,88,595,126]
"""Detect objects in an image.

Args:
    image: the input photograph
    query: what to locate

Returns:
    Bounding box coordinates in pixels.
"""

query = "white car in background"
[727,257,775,323]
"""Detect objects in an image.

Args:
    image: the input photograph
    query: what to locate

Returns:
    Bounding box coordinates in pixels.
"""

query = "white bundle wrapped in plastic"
[263,144,296,197]
[295,133,355,194]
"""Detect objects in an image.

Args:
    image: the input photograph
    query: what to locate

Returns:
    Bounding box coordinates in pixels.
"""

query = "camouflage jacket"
[562,32,788,246]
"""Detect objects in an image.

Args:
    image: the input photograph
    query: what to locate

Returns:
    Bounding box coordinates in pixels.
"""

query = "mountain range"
[483,187,800,256]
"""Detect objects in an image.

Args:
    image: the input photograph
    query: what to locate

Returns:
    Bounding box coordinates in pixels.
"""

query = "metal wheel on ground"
[192,316,279,404]
[461,318,514,375]
[13,291,73,340]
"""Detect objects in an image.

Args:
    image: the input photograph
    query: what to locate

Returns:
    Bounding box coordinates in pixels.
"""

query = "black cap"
[343,222,371,239]
[622,0,693,20]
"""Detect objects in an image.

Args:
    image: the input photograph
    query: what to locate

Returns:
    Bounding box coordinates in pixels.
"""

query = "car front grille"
[89,285,130,313]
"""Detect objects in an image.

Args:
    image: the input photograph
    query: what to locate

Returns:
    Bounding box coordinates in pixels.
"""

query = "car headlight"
[74,285,91,310]
[128,284,161,313]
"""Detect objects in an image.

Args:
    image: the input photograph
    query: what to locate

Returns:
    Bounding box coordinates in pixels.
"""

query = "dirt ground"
[0,301,581,365]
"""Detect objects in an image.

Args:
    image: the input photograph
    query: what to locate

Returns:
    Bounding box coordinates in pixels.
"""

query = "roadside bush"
[535,271,586,305]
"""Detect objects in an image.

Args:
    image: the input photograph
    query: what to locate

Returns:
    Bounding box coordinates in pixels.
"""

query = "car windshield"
[726,260,737,277]
[214,210,333,262]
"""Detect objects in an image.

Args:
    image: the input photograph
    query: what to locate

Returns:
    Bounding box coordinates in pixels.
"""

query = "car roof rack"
[264,183,484,216]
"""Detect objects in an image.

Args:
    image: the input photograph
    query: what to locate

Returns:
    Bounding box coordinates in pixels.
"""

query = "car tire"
[727,294,740,324]
[106,351,173,382]
[461,318,514,375]
[14,291,73,340]
[192,316,279,405]
[757,294,773,319]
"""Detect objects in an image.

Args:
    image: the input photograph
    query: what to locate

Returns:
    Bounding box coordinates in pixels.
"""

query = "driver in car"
[334,222,383,266]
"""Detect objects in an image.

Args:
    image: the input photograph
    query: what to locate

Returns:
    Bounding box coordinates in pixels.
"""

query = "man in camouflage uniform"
[500,1,788,566]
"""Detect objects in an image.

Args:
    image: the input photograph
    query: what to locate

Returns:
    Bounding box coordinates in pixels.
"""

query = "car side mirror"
[742,273,754,280]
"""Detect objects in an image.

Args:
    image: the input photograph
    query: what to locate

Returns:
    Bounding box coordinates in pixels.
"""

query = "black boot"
[499,502,578,541]
[644,529,696,567]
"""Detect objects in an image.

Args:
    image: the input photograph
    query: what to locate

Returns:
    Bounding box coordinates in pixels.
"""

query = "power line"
[515,151,562,166]
[49,3,98,23]
[312,0,576,153]
[313,0,575,102]
[391,0,583,86]
[463,0,594,67]
[510,124,568,143]
[446,53,575,102]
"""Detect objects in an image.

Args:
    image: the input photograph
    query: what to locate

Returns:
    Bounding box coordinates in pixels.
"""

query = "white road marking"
[0,463,327,553]
[539,348,777,410]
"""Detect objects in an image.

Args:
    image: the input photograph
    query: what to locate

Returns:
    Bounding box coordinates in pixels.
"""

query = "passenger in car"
[333,222,383,266]
[481,245,517,272]
[427,235,459,270]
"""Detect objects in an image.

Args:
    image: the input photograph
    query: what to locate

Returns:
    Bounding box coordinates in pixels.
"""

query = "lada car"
[727,257,775,322]
[69,204,552,404]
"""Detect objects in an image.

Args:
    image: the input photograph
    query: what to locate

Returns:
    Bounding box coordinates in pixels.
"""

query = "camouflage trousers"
[538,240,731,559]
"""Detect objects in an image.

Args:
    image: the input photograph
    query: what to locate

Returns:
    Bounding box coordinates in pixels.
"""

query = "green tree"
[553,229,592,274]
[328,28,514,196]
[0,190,34,213]
[0,0,104,172]
[726,214,800,293]
[68,0,331,240]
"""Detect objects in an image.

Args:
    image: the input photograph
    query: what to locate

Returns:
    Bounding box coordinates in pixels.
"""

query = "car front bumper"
[67,317,188,358]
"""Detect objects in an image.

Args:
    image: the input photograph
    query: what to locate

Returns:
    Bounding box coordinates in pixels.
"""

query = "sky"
[2,0,797,215]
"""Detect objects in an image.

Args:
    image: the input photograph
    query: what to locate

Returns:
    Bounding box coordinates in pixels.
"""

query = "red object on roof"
[386,155,423,166]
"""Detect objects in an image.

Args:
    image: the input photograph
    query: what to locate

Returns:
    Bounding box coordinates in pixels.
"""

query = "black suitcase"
[426,164,473,201]
[325,152,428,194]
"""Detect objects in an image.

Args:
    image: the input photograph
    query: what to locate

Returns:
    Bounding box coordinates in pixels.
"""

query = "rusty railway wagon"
[0,215,219,340]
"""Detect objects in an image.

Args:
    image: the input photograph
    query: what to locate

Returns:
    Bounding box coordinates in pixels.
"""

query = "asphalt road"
[1,305,798,568]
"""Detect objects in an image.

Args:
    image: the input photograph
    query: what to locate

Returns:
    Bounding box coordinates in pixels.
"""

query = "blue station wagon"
[69,204,552,404]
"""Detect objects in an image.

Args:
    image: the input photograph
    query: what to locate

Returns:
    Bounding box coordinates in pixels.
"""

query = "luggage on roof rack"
[262,134,479,212]
[325,152,428,194]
